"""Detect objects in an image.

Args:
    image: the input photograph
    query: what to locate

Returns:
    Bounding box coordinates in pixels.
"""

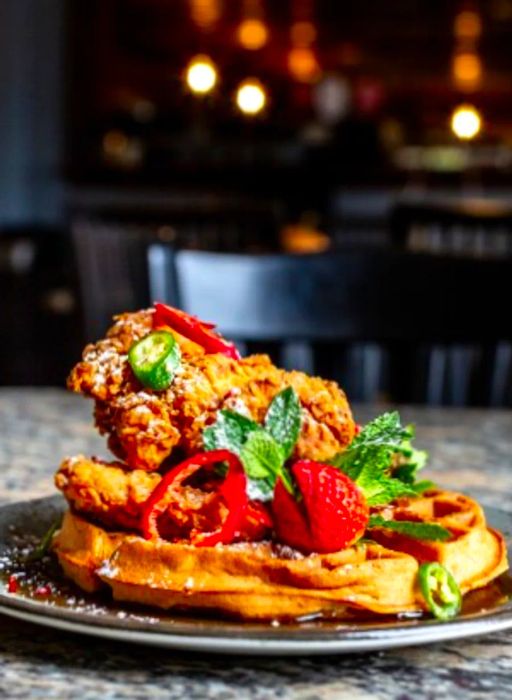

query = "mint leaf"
[330,412,423,506]
[368,515,451,541]
[241,431,284,481]
[203,410,261,454]
[264,387,302,459]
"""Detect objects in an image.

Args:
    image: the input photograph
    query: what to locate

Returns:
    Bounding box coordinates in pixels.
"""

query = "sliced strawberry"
[273,460,369,554]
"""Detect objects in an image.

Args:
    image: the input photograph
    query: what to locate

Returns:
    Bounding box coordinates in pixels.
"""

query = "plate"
[0,495,511,655]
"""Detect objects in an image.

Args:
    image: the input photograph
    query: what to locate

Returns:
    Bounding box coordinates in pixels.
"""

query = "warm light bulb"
[185,55,218,94]
[235,79,267,115]
[451,104,482,140]
[236,18,269,50]
[288,47,321,83]
[452,52,482,89]
[454,10,482,40]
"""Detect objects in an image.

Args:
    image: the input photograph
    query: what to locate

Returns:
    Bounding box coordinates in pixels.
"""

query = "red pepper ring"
[153,302,240,360]
[141,450,248,546]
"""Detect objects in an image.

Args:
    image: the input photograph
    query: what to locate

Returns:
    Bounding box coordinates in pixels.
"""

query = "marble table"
[0,388,511,699]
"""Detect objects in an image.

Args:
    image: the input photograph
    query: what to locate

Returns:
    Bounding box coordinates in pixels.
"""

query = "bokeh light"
[288,47,321,83]
[189,0,222,31]
[290,21,317,46]
[185,55,218,94]
[235,79,267,115]
[450,104,482,140]
[452,51,482,90]
[454,10,482,40]
[236,18,269,50]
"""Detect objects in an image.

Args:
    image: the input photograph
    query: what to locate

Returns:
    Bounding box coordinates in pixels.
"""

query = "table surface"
[0,388,511,700]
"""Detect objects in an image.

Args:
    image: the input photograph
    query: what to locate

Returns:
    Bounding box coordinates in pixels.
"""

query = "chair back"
[148,246,512,406]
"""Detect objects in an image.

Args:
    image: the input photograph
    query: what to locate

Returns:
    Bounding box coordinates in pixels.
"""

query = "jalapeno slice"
[418,562,462,620]
[128,330,181,391]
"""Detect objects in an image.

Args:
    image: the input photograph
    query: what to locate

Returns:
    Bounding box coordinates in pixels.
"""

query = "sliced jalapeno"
[418,562,462,620]
[128,331,181,391]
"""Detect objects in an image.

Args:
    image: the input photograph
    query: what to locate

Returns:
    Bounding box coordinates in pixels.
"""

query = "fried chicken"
[56,455,226,537]
[67,309,356,471]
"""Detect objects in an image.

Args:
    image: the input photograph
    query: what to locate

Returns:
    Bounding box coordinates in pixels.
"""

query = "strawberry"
[273,460,369,554]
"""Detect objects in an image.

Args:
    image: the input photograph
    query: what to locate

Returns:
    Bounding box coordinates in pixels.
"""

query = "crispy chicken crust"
[55,455,226,537]
[67,309,356,471]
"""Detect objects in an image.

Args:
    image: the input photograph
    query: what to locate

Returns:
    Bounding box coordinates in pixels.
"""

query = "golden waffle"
[53,488,507,621]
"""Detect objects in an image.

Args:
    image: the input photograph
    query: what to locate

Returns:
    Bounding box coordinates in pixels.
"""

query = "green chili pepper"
[128,331,181,391]
[418,562,462,620]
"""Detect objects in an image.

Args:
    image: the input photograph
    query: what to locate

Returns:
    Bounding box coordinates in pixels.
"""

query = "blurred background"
[1,0,512,405]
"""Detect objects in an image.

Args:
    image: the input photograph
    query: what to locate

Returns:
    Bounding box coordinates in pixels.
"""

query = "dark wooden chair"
[147,246,512,406]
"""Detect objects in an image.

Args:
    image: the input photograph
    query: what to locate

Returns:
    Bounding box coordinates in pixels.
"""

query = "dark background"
[1,0,511,404]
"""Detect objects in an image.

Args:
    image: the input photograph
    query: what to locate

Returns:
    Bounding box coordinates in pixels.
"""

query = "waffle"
[53,488,507,621]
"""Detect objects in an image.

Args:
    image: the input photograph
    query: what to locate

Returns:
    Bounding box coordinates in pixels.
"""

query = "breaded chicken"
[67,309,355,471]
[56,455,226,537]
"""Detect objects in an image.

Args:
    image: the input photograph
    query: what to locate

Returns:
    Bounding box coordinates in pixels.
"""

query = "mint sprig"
[368,515,451,541]
[203,387,302,500]
[330,411,432,506]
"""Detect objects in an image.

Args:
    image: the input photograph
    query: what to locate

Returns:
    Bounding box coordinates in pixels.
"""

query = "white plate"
[0,496,511,655]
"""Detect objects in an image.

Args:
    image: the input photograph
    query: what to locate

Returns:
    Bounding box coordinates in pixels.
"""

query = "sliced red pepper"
[240,500,274,541]
[153,302,240,360]
[141,450,247,546]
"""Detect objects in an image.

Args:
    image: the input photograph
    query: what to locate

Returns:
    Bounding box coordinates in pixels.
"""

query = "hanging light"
[236,0,269,50]
[452,51,482,90]
[235,79,267,115]
[454,10,482,40]
[189,0,222,32]
[237,18,269,50]
[288,47,321,83]
[450,104,482,140]
[185,55,218,94]
[288,0,321,84]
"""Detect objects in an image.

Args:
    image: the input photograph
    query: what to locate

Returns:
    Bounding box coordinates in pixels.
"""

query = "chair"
[147,247,512,406]
[71,203,281,340]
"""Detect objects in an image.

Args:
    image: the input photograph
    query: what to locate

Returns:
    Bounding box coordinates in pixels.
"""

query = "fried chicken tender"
[67,309,355,471]
[56,456,226,537]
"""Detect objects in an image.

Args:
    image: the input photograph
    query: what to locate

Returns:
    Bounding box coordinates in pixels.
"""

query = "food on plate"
[51,303,508,621]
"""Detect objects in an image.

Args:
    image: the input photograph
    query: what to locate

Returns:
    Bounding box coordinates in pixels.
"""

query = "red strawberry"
[273,460,369,554]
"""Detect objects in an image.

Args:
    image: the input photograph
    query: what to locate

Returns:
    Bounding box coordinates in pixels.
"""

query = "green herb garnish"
[203,387,302,500]
[330,411,434,506]
[368,515,451,541]
[25,519,61,562]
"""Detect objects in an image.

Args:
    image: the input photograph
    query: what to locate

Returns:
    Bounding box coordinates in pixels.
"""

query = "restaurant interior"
[2,0,512,406]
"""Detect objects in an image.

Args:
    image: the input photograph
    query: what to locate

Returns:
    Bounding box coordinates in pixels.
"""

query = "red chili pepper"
[7,575,18,593]
[153,303,240,360]
[240,500,274,541]
[141,450,247,546]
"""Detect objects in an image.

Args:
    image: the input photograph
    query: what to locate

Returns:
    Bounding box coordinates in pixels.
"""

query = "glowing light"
[103,130,129,157]
[450,104,482,140]
[236,18,269,50]
[452,51,482,89]
[235,79,267,115]
[454,11,482,40]
[189,0,222,31]
[290,21,317,46]
[185,55,218,94]
[288,47,321,83]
